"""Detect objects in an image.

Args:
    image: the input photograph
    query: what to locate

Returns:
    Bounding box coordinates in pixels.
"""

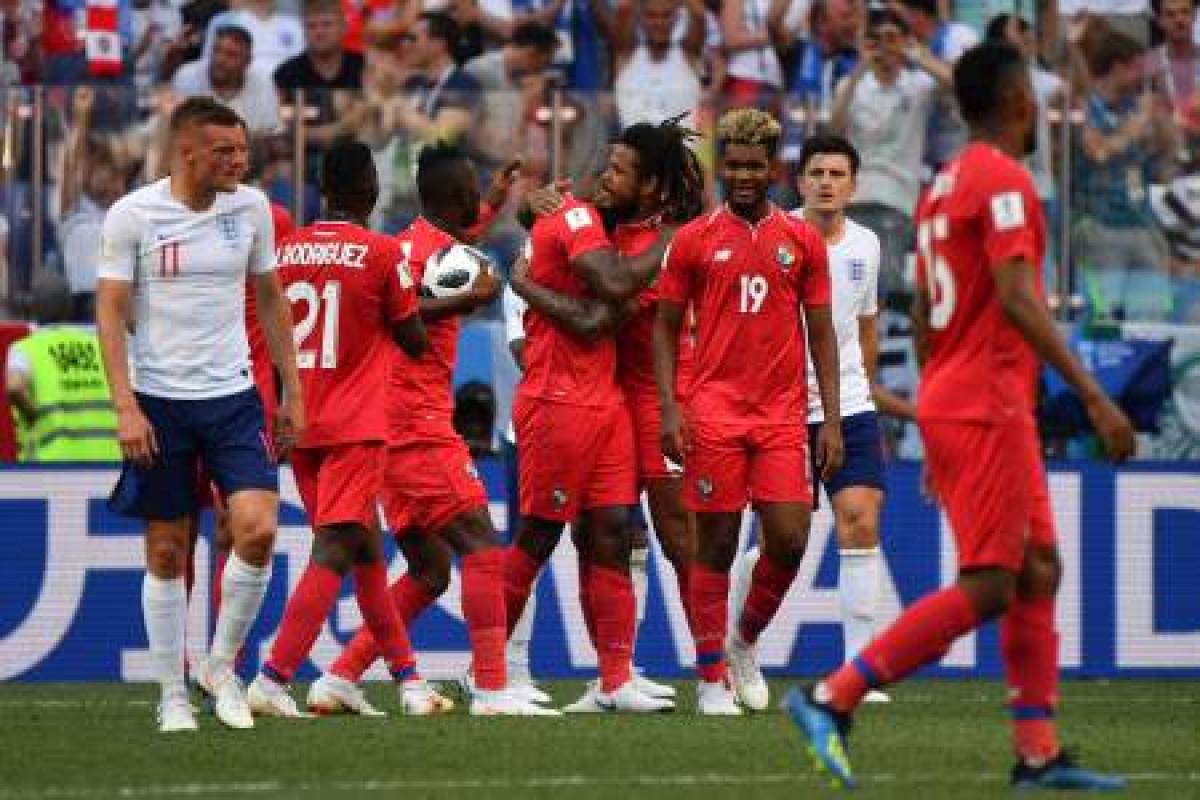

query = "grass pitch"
[0,679,1196,799]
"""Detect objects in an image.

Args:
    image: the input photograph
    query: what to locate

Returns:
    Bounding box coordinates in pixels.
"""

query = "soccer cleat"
[726,631,769,711]
[596,681,676,713]
[562,680,606,713]
[509,680,553,706]
[470,689,563,716]
[307,674,386,718]
[729,546,759,634]
[632,669,677,700]
[1011,750,1126,792]
[863,689,892,704]
[157,692,198,733]
[697,680,743,715]
[399,679,456,715]
[247,674,314,719]
[783,687,854,789]
[194,659,254,730]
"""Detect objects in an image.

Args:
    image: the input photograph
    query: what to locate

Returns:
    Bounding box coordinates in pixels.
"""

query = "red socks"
[462,549,507,692]
[351,563,418,681]
[824,584,978,713]
[1002,593,1060,763]
[578,561,598,645]
[690,565,729,684]
[331,574,434,683]
[589,565,635,693]
[504,546,541,635]
[264,562,342,684]
[738,554,798,645]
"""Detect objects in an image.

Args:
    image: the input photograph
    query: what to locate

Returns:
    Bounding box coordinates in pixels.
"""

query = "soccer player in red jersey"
[311,143,556,717]
[510,120,706,710]
[786,43,1135,790]
[242,138,434,718]
[655,108,844,715]
[503,159,678,714]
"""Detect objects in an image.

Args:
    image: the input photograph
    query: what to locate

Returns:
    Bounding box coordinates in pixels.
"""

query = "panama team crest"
[776,246,795,269]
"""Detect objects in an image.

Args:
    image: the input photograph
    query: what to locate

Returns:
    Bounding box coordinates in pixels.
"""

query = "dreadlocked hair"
[620,113,705,224]
[716,108,781,159]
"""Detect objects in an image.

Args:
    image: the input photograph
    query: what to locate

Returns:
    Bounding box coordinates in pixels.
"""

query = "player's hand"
[116,403,158,468]
[72,86,95,118]
[485,158,523,209]
[660,402,689,466]
[274,395,304,459]
[816,420,844,483]
[468,264,501,305]
[919,463,939,506]
[1085,394,1136,463]
[526,183,565,218]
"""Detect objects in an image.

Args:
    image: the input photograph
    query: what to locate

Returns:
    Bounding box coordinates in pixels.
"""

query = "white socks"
[839,547,881,661]
[143,574,187,697]
[631,545,649,634]
[210,551,271,671]
[506,586,537,684]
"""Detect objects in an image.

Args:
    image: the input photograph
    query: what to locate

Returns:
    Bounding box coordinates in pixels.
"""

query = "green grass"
[0,680,1196,799]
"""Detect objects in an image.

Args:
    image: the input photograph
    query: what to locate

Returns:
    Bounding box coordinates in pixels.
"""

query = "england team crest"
[217,213,240,249]
[849,258,865,282]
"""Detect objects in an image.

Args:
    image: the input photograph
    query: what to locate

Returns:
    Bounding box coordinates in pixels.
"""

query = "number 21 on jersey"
[288,281,341,369]
[917,215,956,330]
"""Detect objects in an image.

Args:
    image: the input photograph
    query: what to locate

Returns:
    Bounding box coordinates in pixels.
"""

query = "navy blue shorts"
[109,389,278,520]
[808,411,885,507]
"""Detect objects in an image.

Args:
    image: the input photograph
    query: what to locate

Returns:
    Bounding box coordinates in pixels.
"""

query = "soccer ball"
[421,243,492,299]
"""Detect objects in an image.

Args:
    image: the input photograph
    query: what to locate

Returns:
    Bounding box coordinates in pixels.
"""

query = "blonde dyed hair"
[716,108,782,157]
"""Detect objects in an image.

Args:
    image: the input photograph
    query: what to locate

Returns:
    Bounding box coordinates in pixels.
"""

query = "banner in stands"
[1,462,1197,682]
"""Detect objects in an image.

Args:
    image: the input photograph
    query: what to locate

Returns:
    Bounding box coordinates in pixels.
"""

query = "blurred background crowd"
[1,0,1199,462]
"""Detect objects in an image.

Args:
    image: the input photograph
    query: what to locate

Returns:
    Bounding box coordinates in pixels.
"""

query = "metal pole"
[31,86,43,291]
[1057,67,1074,322]
[292,90,305,224]
[550,88,563,182]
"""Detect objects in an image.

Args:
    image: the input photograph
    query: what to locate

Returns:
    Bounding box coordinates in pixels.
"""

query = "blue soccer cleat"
[1011,750,1126,792]
[783,687,855,789]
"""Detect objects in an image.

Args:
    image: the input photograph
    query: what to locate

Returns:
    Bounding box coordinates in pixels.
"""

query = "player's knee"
[1021,546,1061,597]
[312,527,361,575]
[234,515,277,565]
[145,537,188,578]
[415,566,451,599]
[836,507,879,550]
[959,568,1017,620]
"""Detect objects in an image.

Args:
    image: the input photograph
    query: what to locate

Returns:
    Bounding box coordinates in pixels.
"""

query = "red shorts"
[920,420,1055,571]
[291,441,385,529]
[623,387,682,483]
[514,396,637,522]
[682,419,812,512]
[381,436,488,533]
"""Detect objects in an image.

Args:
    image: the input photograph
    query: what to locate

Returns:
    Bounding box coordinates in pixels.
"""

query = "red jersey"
[914,143,1045,425]
[517,196,620,407]
[277,220,418,446]
[245,203,295,375]
[389,217,459,443]
[658,205,830,424]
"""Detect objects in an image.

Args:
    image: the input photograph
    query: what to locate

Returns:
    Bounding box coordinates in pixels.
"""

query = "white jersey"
[97,179,277,400]
[793,215,880,423]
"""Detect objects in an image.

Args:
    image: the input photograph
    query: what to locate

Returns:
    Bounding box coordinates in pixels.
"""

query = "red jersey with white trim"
[517,195,620,407]
[276,220,419,446]
[389,217,459,443]
[914,143,1045,425]
[658,205,831,424]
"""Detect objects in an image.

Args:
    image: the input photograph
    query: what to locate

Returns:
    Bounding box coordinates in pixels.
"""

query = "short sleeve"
[981,169,1040,272]
[860,229,880,316]
[381,238,419,324]
[247,191,277,276]
[557,203,611,262]
[96,200,141,282]
[799,225,831,307]
[657,228,696,305]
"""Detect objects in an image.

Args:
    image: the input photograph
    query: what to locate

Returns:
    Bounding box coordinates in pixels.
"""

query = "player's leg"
[644,476,695,623]
[624,502,677,701]
[501,436,541,695]
[831,487,887,702]
[144,516,198,732]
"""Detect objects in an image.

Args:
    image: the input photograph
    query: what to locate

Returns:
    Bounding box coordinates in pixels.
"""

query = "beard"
[599,198,638,232]
[1022,120,1037,157]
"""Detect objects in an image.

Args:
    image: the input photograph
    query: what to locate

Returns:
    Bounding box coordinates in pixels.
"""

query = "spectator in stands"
[511,0,609,90]
[160,0,230,83]
[0,0,37,84]
[6,272,119,462]
[722,0,786,109]
[612,0,706,129]
[894,0,976,169]
[830,8,948,298]
[204,0,304,75]
[274,0,365,90]
[1151,0,1200,150]
[769,0,862,127]
[173,25,282,137]
[58,87,129,323]
[1074,30,1180,320]
[387,13,480,146]
[131,0,182,108]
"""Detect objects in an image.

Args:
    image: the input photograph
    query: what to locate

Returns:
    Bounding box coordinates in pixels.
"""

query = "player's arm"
[5,351,34,427]
[992,257,1135,461]
[572,235,672,302]
[253,270,304,451]
[511,250,627,339]
[419,269,502,321]
[860,313,916,421]
[391,313,429,358]
[801,227,843,479]
[654,299,688,465]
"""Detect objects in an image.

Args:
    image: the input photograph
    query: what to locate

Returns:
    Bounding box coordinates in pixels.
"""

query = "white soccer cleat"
[157,692,198,733]
[596,681,676,713]
[470,689,563,716]
[729,546,759,635]
[400,679,456,715]
[307,673,386,717]
[726,632,769,712]
[697,680,743,715]
[562,680,606,713]
[508,680,553,706]
[246,674,314,719]
[195,659,254,730]
[863,689,892,704]
[632,669,677,700]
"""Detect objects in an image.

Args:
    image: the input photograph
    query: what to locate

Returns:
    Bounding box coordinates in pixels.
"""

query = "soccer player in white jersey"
[95,97,303,733]
[731,134,909,706]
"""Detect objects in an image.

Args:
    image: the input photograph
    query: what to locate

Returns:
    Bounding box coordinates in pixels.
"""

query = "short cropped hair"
[953,42,1027,126]
[798,134,860,175]
[168,96,245,134]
